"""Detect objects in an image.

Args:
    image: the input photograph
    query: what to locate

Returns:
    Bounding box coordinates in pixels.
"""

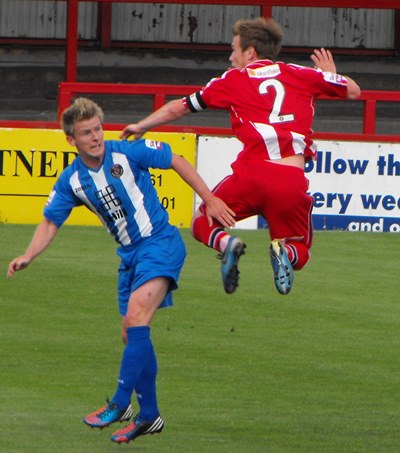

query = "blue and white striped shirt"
[44,139,172,246]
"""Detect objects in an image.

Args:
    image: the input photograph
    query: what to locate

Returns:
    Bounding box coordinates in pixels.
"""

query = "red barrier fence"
[53,81,400,142]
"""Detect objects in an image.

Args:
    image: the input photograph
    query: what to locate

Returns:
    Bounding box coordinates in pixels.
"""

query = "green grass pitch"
[1,224,399,452]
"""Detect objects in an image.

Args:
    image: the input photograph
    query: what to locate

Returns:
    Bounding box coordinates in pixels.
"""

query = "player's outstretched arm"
[344,77,361,99]
[7,218,59,278]
[311,47,361,100]
[171,154,236,229]
[120,99,190,140]
[310,48,337,73]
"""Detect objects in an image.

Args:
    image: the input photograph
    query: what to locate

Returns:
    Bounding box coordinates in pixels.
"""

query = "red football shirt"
[184,60,348,163]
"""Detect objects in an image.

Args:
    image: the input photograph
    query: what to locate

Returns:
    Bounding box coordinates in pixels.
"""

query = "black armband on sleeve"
[185,91,207,113]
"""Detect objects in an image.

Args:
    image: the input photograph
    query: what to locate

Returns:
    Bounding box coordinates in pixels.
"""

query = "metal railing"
[54,81,400,142]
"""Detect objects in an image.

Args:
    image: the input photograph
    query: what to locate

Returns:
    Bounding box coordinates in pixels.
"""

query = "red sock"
[191,215,226,252]
[286,242,310,270]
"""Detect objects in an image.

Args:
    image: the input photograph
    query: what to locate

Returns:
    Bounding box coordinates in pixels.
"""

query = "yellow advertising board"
[0,128,196,227]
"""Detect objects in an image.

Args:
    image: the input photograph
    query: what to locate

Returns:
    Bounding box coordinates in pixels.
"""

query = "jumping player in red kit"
[120,17,361,296]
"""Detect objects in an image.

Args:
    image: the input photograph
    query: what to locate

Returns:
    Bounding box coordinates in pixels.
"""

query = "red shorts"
[210,160,313,250]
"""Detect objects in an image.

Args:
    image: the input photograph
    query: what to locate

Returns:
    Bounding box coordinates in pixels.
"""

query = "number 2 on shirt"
[259,79,294,124]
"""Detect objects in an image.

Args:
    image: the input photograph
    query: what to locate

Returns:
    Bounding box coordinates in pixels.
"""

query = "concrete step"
[1,47,399,134]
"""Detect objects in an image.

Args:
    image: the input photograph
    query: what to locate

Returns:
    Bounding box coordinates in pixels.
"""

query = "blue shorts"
[116,225,186,316]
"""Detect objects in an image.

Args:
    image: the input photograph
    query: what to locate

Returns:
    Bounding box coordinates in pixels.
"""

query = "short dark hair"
[232,17,283,60]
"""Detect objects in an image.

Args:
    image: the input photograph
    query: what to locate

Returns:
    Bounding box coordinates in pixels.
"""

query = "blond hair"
[232,17,283,60]
[61,97,104,137]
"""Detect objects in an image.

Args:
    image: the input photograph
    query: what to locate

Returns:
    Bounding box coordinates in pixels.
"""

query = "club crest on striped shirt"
[111,164,124,178]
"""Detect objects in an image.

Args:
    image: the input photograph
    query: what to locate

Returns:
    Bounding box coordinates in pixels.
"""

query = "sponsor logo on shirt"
[111,163,124,178]
[74,183,91,194]
[247,64,281,78]
[145,139,163,150]
[95,184,128,222]
[323,71,346,85]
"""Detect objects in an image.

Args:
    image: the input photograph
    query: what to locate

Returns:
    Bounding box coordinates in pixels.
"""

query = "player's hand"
[7,256,31,278]
[204,196,236,229]
[119,124,145,140]
[310,48,337,74]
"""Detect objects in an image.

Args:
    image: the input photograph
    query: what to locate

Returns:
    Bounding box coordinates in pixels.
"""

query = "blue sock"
[135,341,159,421]
[112,326,151,409]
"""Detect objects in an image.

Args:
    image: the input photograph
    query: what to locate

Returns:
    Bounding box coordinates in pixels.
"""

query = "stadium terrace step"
[1,47,399,133]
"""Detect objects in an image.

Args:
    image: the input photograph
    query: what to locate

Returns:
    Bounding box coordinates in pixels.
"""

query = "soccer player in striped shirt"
[7,97,235,444]
[120,17,361,296]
